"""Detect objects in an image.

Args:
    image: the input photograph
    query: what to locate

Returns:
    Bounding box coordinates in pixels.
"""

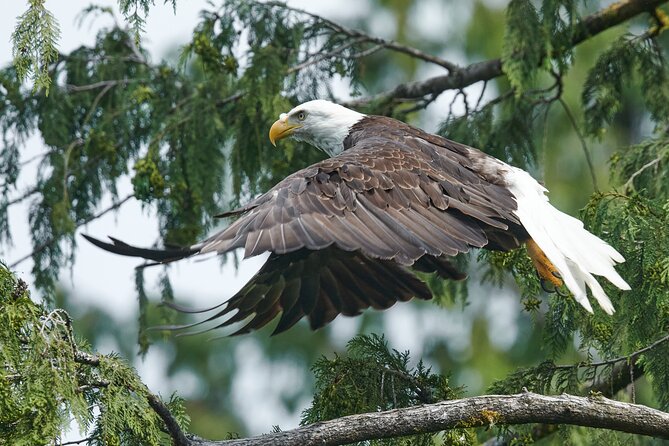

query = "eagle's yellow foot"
[526,239,564,290]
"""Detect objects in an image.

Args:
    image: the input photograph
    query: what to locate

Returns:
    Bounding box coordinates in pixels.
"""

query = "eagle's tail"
[505,168,630,314]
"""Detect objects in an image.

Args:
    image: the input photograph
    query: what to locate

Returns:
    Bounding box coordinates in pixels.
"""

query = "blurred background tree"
[2,0,669,444]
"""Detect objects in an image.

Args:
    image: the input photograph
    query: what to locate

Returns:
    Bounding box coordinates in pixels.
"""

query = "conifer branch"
[263,1,459,72]
[343,0,669,108]
[191,391,669,445]
[68,321,190,446]
[146,393,190,446]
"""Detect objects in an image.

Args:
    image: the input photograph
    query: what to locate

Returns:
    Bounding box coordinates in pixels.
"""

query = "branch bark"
[343,0,669,108]
[483,361,647,445]
[190,391,669,446]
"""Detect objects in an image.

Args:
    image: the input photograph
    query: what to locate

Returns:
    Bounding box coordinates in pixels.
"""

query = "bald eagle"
[84,100,630,335]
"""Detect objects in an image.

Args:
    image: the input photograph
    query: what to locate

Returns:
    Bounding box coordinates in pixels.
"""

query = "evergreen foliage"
[582,34,669,138]
[302,334,465,446]
[3,0,669,444]
[0,264,189,445]
[11,0,61,94]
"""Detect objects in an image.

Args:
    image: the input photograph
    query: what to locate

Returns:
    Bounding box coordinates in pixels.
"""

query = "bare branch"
[623,156,662,190]
[559,98,598,192]
[191,392,669,446]
[4,187,39,208]
[263,1,459,72]
[343,0,669,108]
[483,356,647,445]
[9,193,135,268]
[65,78,141,92]
[552,333,669,371]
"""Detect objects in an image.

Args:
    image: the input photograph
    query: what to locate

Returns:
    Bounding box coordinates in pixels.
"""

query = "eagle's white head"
[269,100,366,157]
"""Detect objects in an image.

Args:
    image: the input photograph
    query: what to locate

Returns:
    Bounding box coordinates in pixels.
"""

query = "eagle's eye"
[297,111,306,121]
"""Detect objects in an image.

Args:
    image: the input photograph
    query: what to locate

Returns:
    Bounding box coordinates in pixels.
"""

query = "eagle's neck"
[298,107,366,157]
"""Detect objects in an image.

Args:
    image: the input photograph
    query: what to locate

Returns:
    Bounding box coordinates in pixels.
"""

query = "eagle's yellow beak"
[269,119,300,146]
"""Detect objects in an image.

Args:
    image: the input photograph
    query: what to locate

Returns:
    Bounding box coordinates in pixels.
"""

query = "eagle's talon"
[540,278,554,293]
[555,286,570,298]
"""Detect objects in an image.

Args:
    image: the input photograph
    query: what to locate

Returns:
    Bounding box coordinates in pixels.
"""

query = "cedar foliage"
[3,0,669,444]
[0,264,189,445]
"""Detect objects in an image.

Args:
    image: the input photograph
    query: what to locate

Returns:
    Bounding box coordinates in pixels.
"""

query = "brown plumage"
[85,114,531,335]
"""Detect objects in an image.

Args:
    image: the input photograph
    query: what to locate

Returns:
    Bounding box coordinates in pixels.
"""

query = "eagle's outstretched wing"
[84,117,532,334]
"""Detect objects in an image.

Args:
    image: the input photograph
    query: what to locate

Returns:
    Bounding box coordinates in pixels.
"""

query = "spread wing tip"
[82,233,198,263]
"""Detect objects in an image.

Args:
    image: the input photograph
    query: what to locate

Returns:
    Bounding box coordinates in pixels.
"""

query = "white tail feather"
[505,167,630,314]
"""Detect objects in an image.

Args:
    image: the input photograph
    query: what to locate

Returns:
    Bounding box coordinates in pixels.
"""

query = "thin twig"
[288,37,366,73]
[349,44,383,60]
[66,79,142,92]
[559,98,598,192]
[553,333,669,371]
[474,81,488,110]
[4,187,39,208]
[57,437,98,446]
[20,150,51,166]
[215,92,244,108]
[622,156,662,190]
[263,0,459,72]
[9,193,135,269]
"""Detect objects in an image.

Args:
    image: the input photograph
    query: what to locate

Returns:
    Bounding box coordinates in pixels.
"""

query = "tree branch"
[70,323,189,446]
[65,79,142,92]
[4,187,39,208]
[264,1,459,72]
[343,0,669,108]
[552,333,669,371]
[484,359,647,445]
[146,393,190,446]
[190,392,669,446]
[9,193,135,268]
[623,156,663,190]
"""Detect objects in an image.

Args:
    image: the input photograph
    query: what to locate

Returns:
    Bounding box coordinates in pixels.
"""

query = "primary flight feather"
[84,100,630,335]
